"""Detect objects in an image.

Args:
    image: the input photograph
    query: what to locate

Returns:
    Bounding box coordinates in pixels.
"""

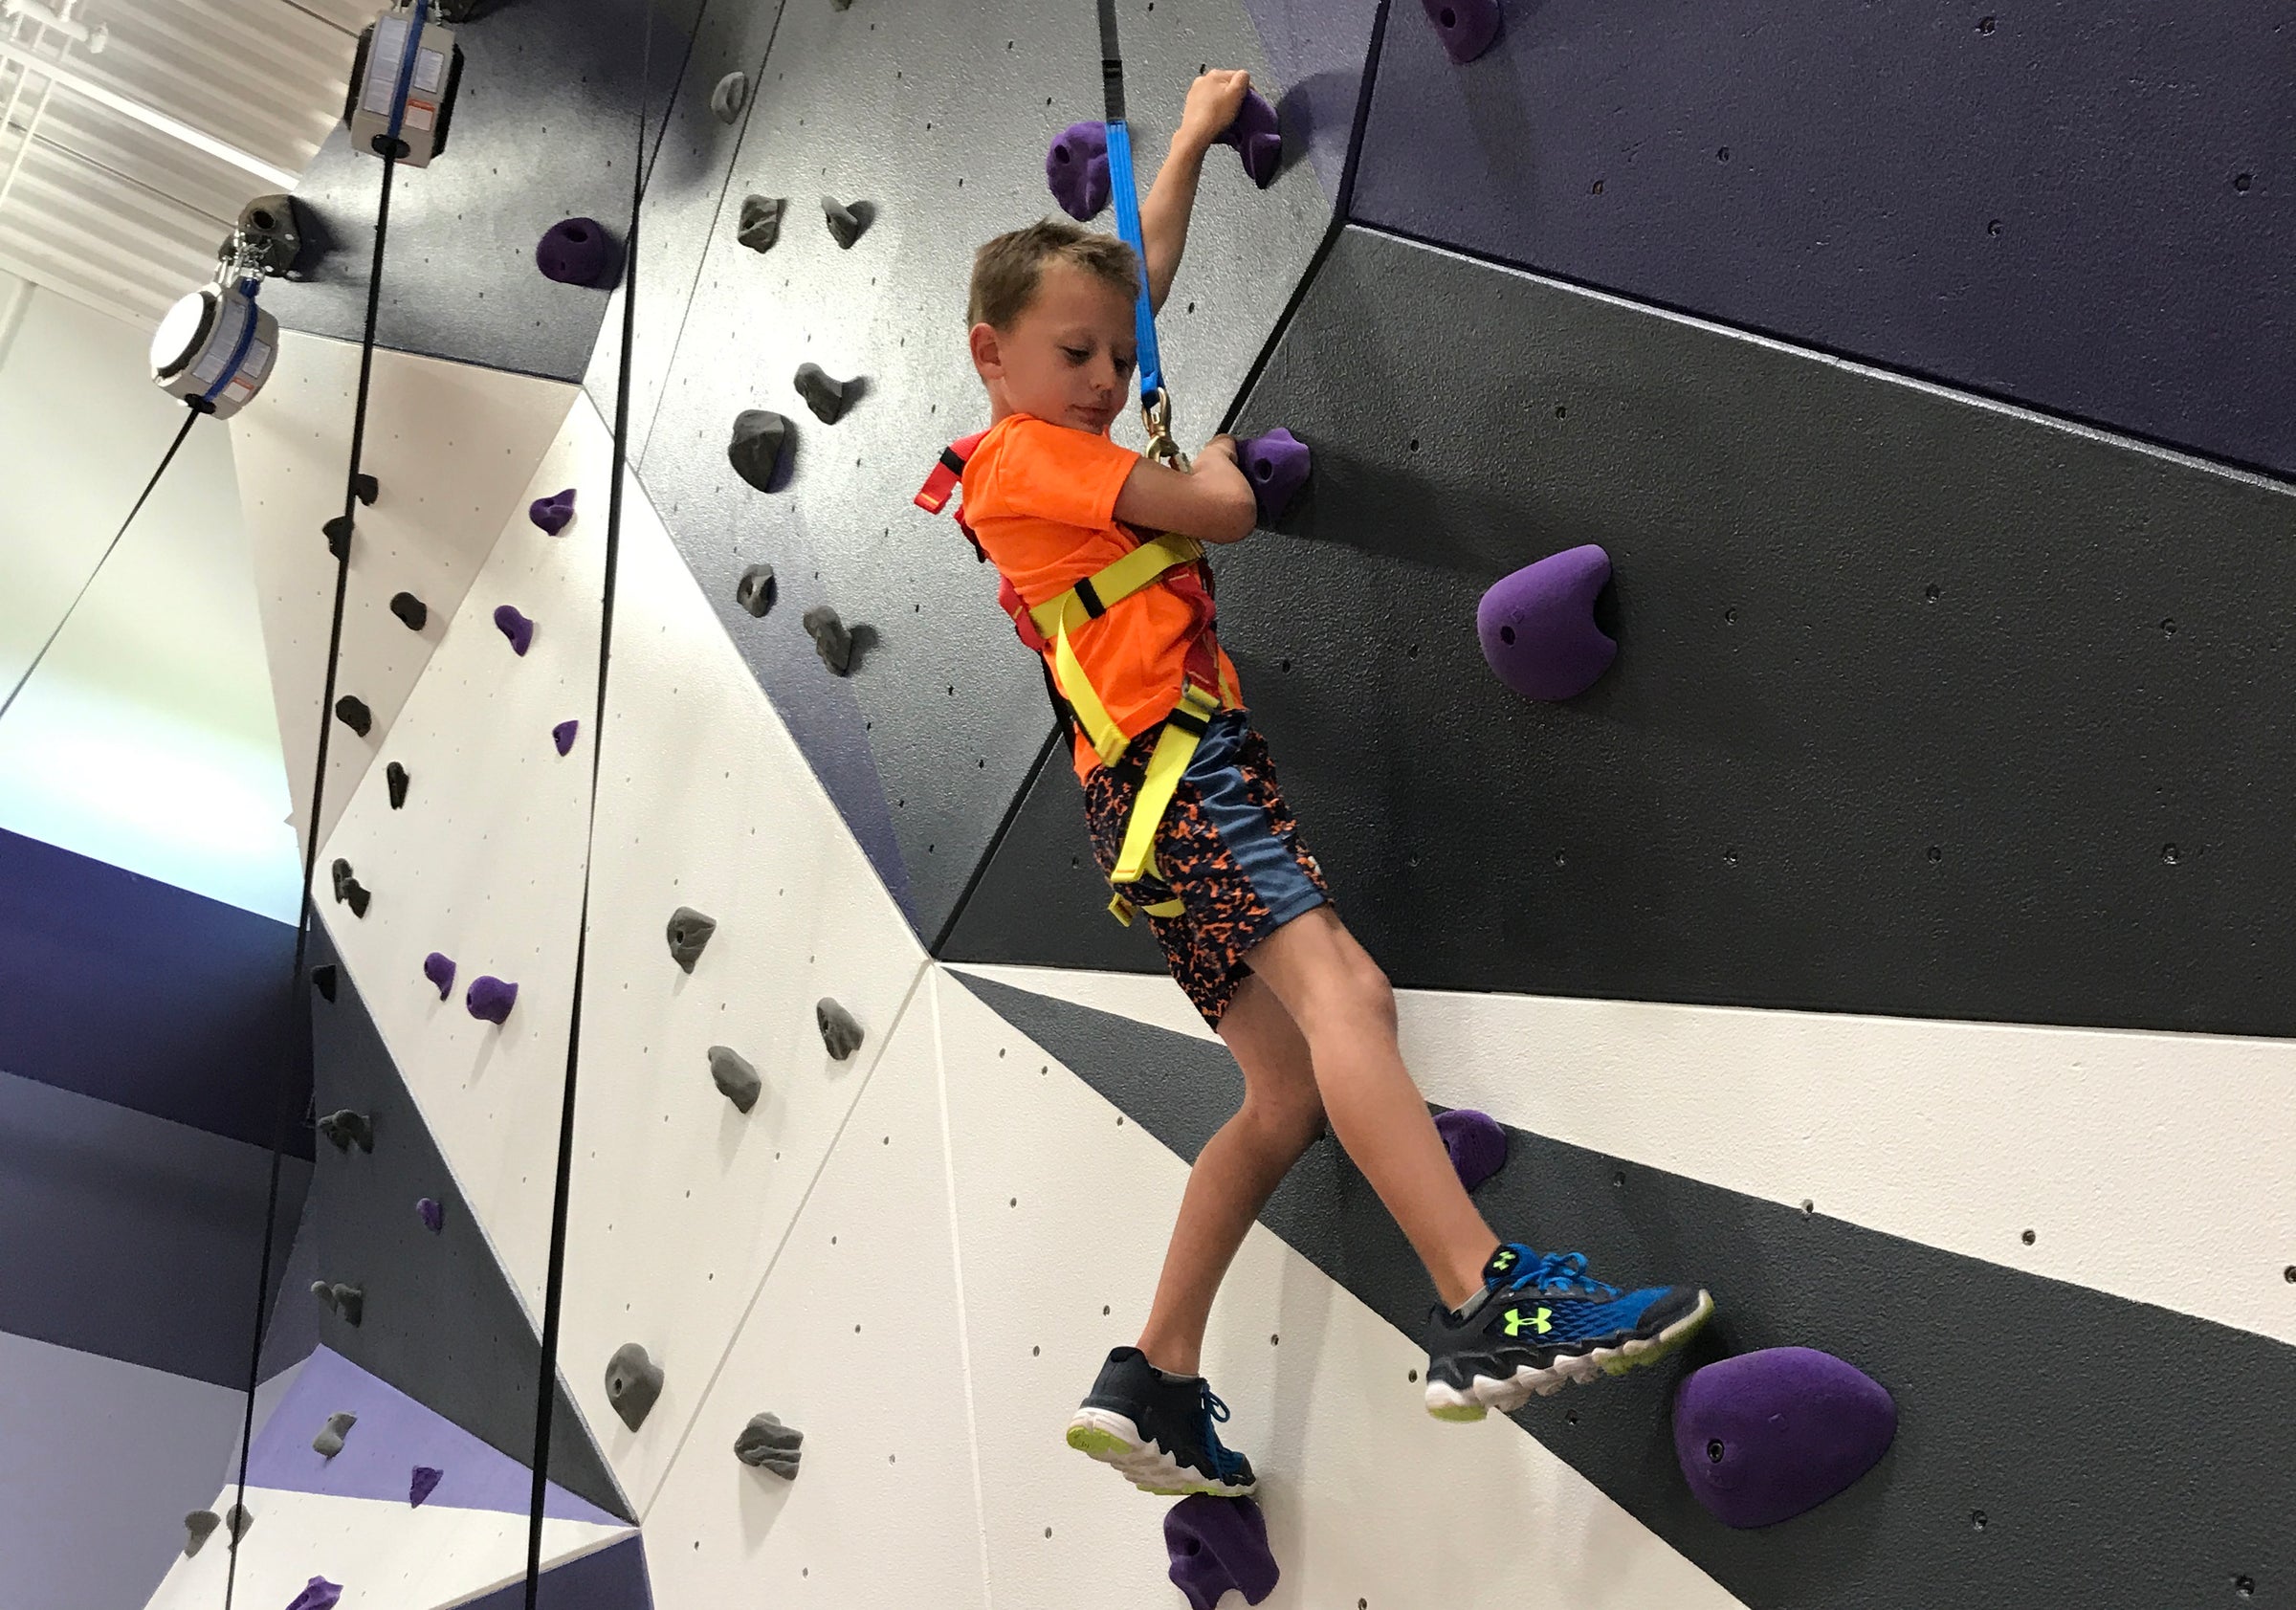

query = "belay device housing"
[345,1,464,165]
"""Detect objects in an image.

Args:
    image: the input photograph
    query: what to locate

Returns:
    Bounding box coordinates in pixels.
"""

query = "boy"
[950,70,1713,1498]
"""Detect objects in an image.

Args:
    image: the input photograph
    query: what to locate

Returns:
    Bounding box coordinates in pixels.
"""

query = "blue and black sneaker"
[1424,1244,1714,1421]
[1065,1347,1257,1497]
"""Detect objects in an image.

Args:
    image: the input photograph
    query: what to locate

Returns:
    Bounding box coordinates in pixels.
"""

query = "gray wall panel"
[960,973,2296,1610]
[631,0,1328,940]
[947,227,2296,1039]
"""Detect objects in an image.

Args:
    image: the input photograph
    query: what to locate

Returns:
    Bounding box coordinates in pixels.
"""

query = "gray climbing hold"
[386,761,408,808]
[330,857,371,918]
[312,1281,364,1327]
[323,516,353,561]
[183,1510,219,1555]
[388,591,428,631]
[802,606,852,674]
[711,71,747,122]
[667,906,717,973]
[737,194,784,253]
[605,1342,664,1432]
[830,0,851,12]
[311,964,338,1003]
[816,998,863,1061]
[225,1503,252,1542]
[735,562,777,618]
[312,1410,359,1459]
[793,362,849,424]
[334,695,372,738]
[728,409,789,493]
[317,1110,374,1154]
[822,194,867,248]
[733,1411,804,1478]
[708,1045,762,1114]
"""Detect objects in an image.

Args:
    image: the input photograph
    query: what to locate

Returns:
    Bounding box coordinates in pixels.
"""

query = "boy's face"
[970,258,1137,434]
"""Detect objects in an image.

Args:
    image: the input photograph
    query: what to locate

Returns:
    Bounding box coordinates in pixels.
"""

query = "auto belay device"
[149,230,278,419]
[345,0,463,165]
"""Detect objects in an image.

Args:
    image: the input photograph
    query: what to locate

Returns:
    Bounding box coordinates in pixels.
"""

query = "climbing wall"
[202,0,2296,1605]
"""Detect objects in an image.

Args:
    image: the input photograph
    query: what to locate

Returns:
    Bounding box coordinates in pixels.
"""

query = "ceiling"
[0,0,362,328]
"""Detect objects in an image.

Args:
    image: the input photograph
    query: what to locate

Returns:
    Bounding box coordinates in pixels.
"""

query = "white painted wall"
[0,275,298,917]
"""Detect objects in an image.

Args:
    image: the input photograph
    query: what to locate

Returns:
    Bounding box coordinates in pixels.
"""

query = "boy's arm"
[1138,70,1252,316]
[1114,434,1259,545]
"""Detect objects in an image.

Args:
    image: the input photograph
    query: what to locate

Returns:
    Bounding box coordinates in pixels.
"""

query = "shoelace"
[1198,1383,1246,1480]
[1502,1247,1623,1302]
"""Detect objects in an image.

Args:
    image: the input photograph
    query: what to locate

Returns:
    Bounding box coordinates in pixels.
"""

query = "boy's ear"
[968,321,1004,379]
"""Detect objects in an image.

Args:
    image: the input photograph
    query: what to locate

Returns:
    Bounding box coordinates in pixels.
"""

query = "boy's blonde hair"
[968,218,1140,330]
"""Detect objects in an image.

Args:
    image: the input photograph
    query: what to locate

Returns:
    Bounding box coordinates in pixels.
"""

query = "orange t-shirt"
[960,413,1244,779]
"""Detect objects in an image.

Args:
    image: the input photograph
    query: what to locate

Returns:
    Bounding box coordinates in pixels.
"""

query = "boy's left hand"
[1178,69,1253,150]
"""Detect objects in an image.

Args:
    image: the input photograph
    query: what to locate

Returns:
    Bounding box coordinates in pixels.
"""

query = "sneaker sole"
[1064,1407,1256,1498]
[1423,1289,1716,1422]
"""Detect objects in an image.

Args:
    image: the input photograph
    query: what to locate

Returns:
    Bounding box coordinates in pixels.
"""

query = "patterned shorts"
[1083,708,1332,1029]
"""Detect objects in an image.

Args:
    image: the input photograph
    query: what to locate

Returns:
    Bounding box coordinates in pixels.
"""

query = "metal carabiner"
[1139,386,1189,471]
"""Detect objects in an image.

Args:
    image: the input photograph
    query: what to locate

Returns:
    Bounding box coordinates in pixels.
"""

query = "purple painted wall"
[1238,0,1381,196]
[1352,0,2296,475]
[0,827,311,1156]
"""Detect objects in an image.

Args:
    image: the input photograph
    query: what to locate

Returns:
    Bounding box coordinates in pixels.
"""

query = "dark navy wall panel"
[266,0,701,380]
[459,1536,652,1610]
[0,1067,308,1387]
[306,922,629,1521]
[949,228,2296,1040]
[0,827,309,1156]
[962,975,2296,1610]
[1354,1,2296,476]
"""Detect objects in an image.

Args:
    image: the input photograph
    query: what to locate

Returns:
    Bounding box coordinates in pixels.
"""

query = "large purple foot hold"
[1434,1108,1508,1190]
[1674,1347,1897,1529]
[494,605,535,656]
[283,1576,343,1610]
[409,1465,444,1507]
[1422,0,1502,64]
[1165,1494,1280,1610]
[1476,543,1617,701]
[537,217,623,289]
[1047,120,1111,220]
[466,975,518,1025]
[1238,428,1310,524]
[530,488,576,535]
[1212,87,1283,188]
[422,951,456,1000]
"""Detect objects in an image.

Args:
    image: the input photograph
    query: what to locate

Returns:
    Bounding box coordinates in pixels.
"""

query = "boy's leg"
[1134,974,1326,1378]
[1240,906,1496,1308]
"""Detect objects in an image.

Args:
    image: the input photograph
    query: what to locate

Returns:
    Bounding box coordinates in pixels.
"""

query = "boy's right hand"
[1178,70,1253,152]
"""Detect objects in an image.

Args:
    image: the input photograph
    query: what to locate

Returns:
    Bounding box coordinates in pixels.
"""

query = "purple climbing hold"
[1046,120,1112,221]
[282,1577,343,1610]
[553,718,580,757]
[1422,0,1502,64]
[422,952,455,1000]
[409,1465,444,1507]
[494,606,535,656]
[1434,1108,1509,1190]
[1165,1495,1279,1610]
[1673,1347,1898,1529]
[1476,544,1617,701]
[529,488,576,536]
[536,217,623,289]
[1237,428,1310,524]
[416,1198,443,1234]
[1212,86,1283,188]
[466,975,518,1026]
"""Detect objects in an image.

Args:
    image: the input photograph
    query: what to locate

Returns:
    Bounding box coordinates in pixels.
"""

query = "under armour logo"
[1503,1307,1553,1337]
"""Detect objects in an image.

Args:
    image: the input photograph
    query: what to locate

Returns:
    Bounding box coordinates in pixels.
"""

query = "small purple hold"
[494,606,535,656]
[536,217,624,289]
[1422,0,1502,64]
[466,975,518,1026]
[409,1466,444,1508]
[529,488,576,536]
[1212,87,1283,188]
[1237,428,1310,524]
[1046,120,1111,221]
[1673,1347,1898,1529]
[416,1198,443,1234]
[282,1577,343,1610]
[553,719,580,757]
[1434,1108,1509,1190]
[1165,1495,1279,1610]
[422,952,455,1000]
[1476,544,1617,701]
